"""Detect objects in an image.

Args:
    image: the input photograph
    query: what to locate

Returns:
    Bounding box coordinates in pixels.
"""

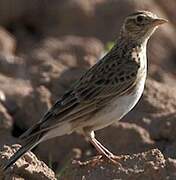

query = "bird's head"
[121,11,168,43]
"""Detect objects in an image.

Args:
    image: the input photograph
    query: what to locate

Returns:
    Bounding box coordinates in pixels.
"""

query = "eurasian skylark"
[2,11,167,170]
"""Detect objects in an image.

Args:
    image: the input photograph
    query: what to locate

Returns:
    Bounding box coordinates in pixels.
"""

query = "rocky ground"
[0,0,176,179]
[60,149,176,180]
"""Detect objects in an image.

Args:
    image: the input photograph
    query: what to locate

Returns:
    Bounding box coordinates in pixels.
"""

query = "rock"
[0,101,16,150]
[149,64,176,86]
[166,158,176,178]
[0,103,12,132]
[147,113,176,142]
[97,123,154,155]
[0,27,16,55]
[0,134,16,150]
[14,86,51,130]
[27,36,103,99]
[59,149,173,180]
[0,54,26,78]
[0,90,6,102]
[35,132,91,170]
[0,144,57,180]
[0,72,33,129]
[140,78,176,113]
[0,73,32,99]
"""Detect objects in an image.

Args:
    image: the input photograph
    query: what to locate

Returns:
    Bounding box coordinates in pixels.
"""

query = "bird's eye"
[136,15,145,24]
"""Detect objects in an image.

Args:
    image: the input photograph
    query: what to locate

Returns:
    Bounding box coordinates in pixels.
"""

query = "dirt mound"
[60,149,176,180]
[0,144,56,180]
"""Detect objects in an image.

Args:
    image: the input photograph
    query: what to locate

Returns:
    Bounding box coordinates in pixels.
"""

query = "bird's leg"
[86,131,119,163]
[74,130,121,166]
[93,137,115,158]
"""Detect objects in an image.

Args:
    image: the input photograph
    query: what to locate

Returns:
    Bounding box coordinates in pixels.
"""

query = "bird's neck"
[116,34,147,51]
[109,34,148,61]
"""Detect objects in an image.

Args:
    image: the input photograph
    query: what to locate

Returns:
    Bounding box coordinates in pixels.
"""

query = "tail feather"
[2,137,40,171]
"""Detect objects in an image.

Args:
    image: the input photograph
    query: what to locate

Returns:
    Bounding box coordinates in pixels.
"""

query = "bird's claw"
[72,155,102,166]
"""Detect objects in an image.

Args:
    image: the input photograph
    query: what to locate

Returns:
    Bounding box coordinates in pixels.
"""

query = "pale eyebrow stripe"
[126,13,147,21]
[128,12,144,17]
[127,11,150,19]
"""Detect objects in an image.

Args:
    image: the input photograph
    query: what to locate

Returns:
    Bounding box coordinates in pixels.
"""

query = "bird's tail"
[2,136,41,171]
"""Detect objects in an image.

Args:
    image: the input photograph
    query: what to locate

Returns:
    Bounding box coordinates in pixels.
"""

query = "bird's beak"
[152,18,168,26]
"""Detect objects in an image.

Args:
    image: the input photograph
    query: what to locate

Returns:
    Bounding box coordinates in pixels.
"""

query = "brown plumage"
[2,11,167,171]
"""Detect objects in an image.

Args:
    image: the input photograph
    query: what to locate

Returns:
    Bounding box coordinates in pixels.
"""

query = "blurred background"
[0,0,176,176]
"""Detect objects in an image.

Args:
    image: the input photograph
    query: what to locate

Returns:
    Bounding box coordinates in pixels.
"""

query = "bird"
[2,11,167,170]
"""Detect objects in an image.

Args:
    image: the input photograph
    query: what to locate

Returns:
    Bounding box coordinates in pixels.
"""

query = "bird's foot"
[104,153,121,166]
[73,154,121,168]
[72,155,102,166]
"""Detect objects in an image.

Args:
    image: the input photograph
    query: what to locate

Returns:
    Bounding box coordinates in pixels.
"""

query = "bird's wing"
[20,58,140,140]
